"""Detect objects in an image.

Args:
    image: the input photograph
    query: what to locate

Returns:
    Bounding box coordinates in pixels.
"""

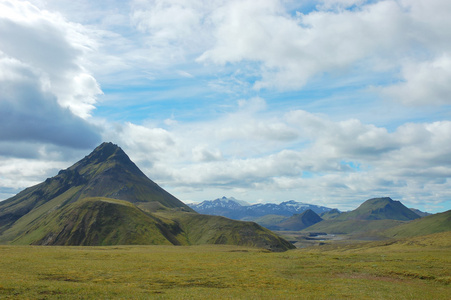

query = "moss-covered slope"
[156,211,295,252]
[383,210,451,238]
[267,209,323,231]
[12,198,183,246]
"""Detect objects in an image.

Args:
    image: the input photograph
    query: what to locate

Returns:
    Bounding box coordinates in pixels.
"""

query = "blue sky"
[0,0,450,213]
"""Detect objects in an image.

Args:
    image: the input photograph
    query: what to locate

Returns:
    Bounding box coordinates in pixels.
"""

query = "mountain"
[383,210,451,238]
[0,143,294,251]
[334,197,421,221]
[320,208,341,220]
[304,197,421,235]
[189,197,247,216]
[189,198,334,221]
[252,215,289,228]
[269,210,323,231]
[12,197,181,246]
[409,208,431,217]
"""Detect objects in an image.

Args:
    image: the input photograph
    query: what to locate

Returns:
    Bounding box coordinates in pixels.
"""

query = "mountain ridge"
[189,197,335,221]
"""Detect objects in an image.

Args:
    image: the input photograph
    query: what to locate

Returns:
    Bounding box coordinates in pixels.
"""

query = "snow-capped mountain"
[188,197,335,221]
[192,197,249,209]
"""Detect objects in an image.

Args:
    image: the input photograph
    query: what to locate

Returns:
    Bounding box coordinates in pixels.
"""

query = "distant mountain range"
[189,197,335,221]
[0,143,294,251]
[189,196,445,239]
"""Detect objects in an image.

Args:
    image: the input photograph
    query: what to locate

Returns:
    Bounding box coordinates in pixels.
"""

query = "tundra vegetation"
[0,231,449,299]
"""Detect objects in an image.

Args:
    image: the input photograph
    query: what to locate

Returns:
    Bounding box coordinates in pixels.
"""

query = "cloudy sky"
[1,0,450,212]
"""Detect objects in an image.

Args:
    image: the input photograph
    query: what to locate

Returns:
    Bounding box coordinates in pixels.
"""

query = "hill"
[304,197,421,235]
[334,197,420,221]
[305,219,405,235]
[157,211,294,252]
[252,215,288,228]
[320,208,341,220]
[383,210,451,238]
[0,143,294,251]
[409,208,431,217]
[12,197,181,246]
[269,209,323,231]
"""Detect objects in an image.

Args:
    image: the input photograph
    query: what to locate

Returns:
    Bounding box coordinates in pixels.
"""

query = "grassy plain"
[0,232,449,299]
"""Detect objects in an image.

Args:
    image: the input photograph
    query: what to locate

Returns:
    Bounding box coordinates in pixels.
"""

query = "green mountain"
[304,197,421,235]
[158,211,294,252]
[0,143,294,251]
[383,210,451,238]
[270,209,323,231]
[253,214,288,228]
[334,197,420,221]
[320,208,341,220]
[409,208,431,217]
[12,197,181,246]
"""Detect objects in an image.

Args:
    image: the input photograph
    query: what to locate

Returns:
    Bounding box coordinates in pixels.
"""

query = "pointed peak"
[92,142,122,155]
[66,142,138,178]
[83,142,129,164]
[365,197,394,204]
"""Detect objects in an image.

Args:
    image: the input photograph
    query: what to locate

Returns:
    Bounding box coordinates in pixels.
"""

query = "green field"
[0,232,449,299]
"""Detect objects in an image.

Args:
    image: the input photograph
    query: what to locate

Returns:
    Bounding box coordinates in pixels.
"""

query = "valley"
[0,231,449,299]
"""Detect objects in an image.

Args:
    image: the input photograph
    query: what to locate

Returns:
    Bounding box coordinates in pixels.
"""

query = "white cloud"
[192,145,223,162]
[0,0,102,118]
[318,0,366,10]
[130,0,218,66]
[381,55,451,105]
[192,0,451,107]
[96,99,451,210]
[21,0,451,108]
[0,156,67,190]
[0,53,100,149]
[197,0,410,90]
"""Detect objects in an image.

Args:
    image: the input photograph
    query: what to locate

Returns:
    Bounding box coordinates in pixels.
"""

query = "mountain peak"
[76,142,129,167]
[337,197,421,221]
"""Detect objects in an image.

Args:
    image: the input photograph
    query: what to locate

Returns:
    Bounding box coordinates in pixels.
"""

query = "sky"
[0,0,450,213]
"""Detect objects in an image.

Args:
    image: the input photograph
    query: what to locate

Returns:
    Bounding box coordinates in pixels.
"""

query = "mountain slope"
[253,215,289,228]
[12,197,182,246]
[63,142,191,209]
[335,197,420,221]
[320,209,341,220]
[303,197,420,235]
[305,219,405,235]
[383,210,451,238]
[157,211,295,252]
[0,143,294,251]
[272,209,323,231]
